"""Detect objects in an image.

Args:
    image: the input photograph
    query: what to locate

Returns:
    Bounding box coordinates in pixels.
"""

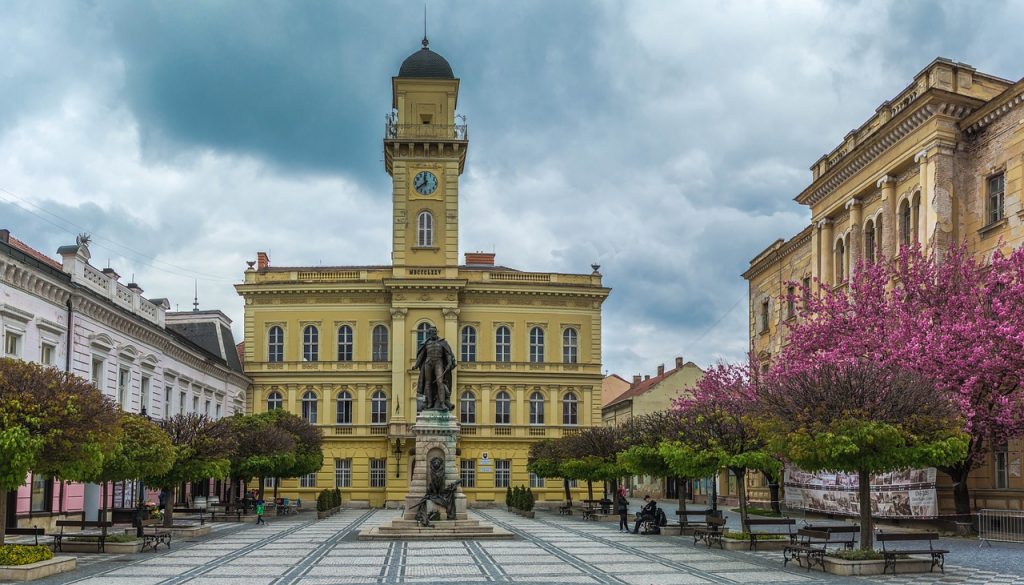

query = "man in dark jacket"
[633,495,658,534]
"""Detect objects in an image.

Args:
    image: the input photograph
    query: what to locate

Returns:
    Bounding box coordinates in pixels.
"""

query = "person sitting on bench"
[632,496,658,534]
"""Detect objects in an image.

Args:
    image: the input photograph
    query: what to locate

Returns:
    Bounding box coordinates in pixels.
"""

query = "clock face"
[413,171,438,196]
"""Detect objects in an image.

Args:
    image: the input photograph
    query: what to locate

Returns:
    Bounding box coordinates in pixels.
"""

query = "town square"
[2,1,1024,584]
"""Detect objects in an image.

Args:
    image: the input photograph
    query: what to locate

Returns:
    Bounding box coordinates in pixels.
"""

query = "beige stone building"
[743,58,1024,513]
[600,373,630,408]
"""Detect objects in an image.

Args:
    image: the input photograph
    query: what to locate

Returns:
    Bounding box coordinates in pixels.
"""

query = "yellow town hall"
[236,40,610,507]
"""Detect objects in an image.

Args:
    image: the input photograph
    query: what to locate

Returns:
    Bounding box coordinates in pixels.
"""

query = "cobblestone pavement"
[16,509,1024,585]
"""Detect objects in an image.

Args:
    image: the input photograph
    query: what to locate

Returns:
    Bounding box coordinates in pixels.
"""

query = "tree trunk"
[587,480,594,502]
[938,462,974,519]
[858,470,873,551]
[678,477,686,516]
[162,487,176,528]
[0,488,8,546]
[710,475,718,512]
[101,482,109,539]
[768,478,782,515]
[733,468,749,533]
[258,477,265,501]
[563,478,572,506]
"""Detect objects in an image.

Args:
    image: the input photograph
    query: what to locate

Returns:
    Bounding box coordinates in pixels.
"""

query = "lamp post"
[394,438,403,478]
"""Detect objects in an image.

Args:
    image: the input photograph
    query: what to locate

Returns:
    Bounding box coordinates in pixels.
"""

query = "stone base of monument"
[358,517,514,540]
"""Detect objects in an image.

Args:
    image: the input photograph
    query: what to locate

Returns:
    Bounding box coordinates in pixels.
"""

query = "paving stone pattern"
[17,509,1024,585]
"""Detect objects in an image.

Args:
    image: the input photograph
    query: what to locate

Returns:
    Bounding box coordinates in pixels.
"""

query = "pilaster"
[390,308,408,423]
[846,198,863,274]
[818,219,833,286]
[877,175,897,260]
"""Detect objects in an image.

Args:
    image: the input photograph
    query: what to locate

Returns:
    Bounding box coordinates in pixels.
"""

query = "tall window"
[336,391,353,425]
[495,459,511,488]
[760,299,770,333]
[417,211,433,247]
[562,328,578,364]
[371,390,387,425]
[4,331,21,357]
[301,390,318,423]
[370,459,387,488]
[529,327,544,363]
[118,367,131,409]
[91,357,104,388]
[529,391,545,425]
[337,325,353,361]
[140,376,151,414]
[460,391,476,424]
[835,239,845,282]
[530,472,545,488]
[562,392,579,426]
[372,325,389,362]
[995,443,1009,489]
[786,286,795,319]
[30,474,50,513]
[164,388,171,417]
[864,219,876,264]
[302,325,319,362]
[495,390,511,425]
[802,277,812,307]
[268,326,284,362]
[495,326,511,363]
[461,326,477,362]
[416,322,433,349]
[40,343,55,366]
[267,390,283,411]
[899,199,912,248]
[460,459,476,488]
[335,459,352,488]
[988,173,1005,225]
[299,473,316,488]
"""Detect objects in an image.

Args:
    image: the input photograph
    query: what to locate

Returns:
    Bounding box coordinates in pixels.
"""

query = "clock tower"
[385,38,467,278]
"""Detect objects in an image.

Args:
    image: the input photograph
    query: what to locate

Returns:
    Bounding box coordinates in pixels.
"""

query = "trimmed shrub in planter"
[0,546,53,566]
[316,488,343,518]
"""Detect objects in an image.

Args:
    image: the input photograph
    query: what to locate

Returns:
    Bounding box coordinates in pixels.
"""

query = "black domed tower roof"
[398,38,455,79]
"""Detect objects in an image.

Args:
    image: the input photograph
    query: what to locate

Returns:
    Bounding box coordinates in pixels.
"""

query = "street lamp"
[394,438,403,478]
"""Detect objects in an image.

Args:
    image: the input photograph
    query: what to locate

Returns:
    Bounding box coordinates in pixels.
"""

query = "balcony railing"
[385,122,468,141]
[317,423,582,439]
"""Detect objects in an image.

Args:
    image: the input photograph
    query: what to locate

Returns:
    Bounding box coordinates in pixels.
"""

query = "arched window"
[416,322,433,349]
[460,391,476,425]
[267,390,283,411]
[529,327,544,363]
[461,326,477,362]
[417,211,433,247]
[495,326,511,363]
[372,325,389,362]
[835,238,845,282]
[301,390,318,424]
[337,325,353,362]
[562,392,578,426]
[336,391,352,425]
[911,192,921,244]
[562,328,578,364]
[899,199,912,248]
[864,219,876,264]
[302,325,319,362]
[371,390,387,425]
[268,326,283,363]
[495,390,511,425]
[529,391,545,425]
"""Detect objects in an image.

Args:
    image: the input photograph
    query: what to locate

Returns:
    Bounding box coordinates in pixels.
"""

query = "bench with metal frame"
[139,519,172,552]
[693,516,726,548]
[804,524,859,550]
[674,510,709,535]
[877,531,948,575]
[4,527,45,546]
[558,502,573,516]
[50,520,114,553]
[744,517,796,550]
[172,507,208,525]
[783,528,830,572]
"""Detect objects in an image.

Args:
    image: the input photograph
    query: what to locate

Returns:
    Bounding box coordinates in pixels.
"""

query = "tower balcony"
[385,122,468,141]
[383,117,469,175]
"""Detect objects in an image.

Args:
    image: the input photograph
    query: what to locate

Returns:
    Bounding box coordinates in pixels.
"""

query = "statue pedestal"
[358,409,512,540]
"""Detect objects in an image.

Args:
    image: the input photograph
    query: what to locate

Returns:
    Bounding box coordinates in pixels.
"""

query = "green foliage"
[826,549,888,561]
[505,486,512,507]
[316,488,342,512]
[525,487,535,511]
[617,445,671,478]
[258,410,324,479]
[658,441,723,479]
[560,456,623,482]
[148,413,235,489]
[0,544,53,566]
[722,531,786,540]
[94,414,175,483]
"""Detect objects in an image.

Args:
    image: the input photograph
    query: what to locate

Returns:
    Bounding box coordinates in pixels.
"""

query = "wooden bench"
[878,531,948,575]
[5,528,45,546]
[581,504,600,520]
[693,516,726,548]
[140,520,172,552]
[210,506,247,522]
[558,503,572,516]
[172,507,208,525]
[675,510,709,535]
[783,528,830,572]
[805,524,859,550]
[50,520,113,553]
[744,517,796,550]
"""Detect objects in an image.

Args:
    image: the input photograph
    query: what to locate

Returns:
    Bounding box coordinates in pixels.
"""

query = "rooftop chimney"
[464,252,495,266]
[257,251,270,270]
[644,375,650,381]
[657,364,665,376]
[0,229,9,243]
[632,375,641,385]
[127,282,144,294]
[102,267,120,281]
[675,356,684,368]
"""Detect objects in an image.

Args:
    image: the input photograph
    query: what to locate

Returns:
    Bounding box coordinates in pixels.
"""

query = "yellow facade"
[743,58,1024,511]
[236,43,610,507]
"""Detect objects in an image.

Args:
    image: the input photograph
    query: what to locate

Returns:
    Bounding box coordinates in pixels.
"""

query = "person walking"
[256,498,266,525]
[616,488,629,532]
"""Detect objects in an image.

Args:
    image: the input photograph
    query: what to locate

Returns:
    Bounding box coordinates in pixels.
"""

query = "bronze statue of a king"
[414,326,456,411]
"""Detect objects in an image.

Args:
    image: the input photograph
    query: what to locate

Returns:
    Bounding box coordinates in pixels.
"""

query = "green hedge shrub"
[0,545,53,566]
[316,487,343,512]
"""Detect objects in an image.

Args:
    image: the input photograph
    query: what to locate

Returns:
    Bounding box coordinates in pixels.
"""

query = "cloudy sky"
[3,1,1023,377]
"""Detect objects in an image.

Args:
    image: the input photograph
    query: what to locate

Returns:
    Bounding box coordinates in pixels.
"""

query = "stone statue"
[414,326,456,411]
[413,456,462,526]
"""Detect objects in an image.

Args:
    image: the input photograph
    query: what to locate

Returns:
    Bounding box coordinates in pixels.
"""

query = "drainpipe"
[65,299,73,373]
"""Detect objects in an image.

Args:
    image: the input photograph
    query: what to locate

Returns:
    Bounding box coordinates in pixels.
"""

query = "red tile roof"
[235,341,245,367]
[604,363,695,409]
[8,235,62,271]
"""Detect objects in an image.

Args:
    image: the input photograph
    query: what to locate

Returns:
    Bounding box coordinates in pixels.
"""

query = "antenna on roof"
[422,2,429,48]
[193,280,199,312]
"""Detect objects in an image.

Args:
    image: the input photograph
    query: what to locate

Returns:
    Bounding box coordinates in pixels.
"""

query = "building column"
[810,222,820,290]
[917,142,957,256]
[818,219,833,286]
[846,198,863,274]
[877,175,897,260]
[389,308,408,423]
[915,149,930,249]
